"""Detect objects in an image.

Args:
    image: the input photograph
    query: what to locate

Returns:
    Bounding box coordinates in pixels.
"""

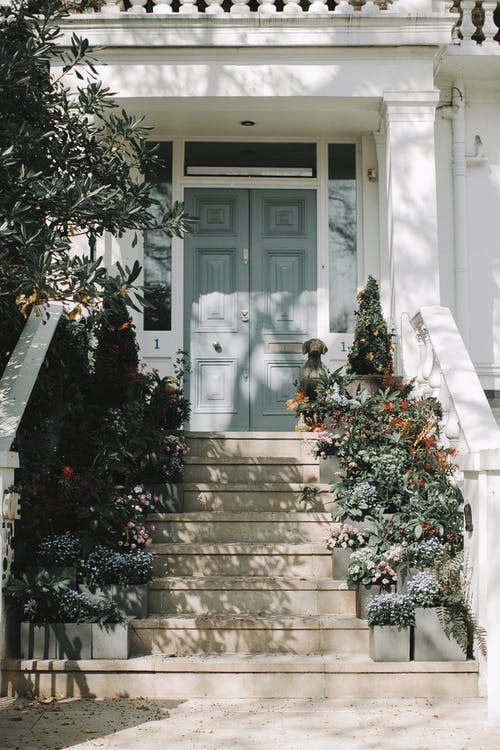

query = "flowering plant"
[346,547,398,590]
[115,485,158,549]
[36,533,82,567]
[403,538,445,569]
[407,571,439,608]
[310,430,343,459]
[83,546,154,586]
[366,592,415,628]
[334,481,380,521]
[55,589,120,624]
[324,523,368,552]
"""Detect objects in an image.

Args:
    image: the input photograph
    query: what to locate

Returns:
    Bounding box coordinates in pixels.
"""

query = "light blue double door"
[184,188,317,432]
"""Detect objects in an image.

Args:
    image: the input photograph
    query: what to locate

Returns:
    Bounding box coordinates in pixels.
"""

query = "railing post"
[462,451,500,723]
[0,452,20,665]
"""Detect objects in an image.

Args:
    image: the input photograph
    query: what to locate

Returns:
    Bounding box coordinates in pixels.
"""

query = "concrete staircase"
[3,432,478,699]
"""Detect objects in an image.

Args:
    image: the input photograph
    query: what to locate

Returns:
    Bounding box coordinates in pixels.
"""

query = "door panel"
[185,189,250,431]
[250,190,317,431]
[185,188,316,432]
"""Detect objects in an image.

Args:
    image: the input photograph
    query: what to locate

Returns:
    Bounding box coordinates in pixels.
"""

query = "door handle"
[241,310,249,323]
[213,341,222,352]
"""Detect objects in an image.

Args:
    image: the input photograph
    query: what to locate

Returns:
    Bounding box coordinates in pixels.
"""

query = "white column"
[381,91,441,375]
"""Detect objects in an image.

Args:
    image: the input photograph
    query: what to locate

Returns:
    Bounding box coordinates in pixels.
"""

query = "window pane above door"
[185,142,317,177]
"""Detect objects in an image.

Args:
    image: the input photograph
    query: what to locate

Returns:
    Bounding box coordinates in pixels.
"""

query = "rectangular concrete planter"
[80,584,148,618]
[20,623,92,659]
[91,623,130,659]
[356,585,395,619]
[21,622,131,659]
[319,456,340,483]
[331,548,351,580]
[413,608,466,661]
[369,625,411,662]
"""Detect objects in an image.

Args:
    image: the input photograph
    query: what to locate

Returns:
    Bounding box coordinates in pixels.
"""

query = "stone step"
[2,655,478,699]
[184,483,334,512]
[130,614,368,656]
[183,456,320,484]
[186,431,313,460]
[148,576,353,616]
[149,512,333,544]
[152,542,332,578]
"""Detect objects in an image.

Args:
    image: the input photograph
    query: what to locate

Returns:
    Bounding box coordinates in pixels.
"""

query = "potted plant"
[366,592,415,661]
[407,570,466,661]
[333,481,380,523]
[324,523,369,579]
[346,547,397,618]
[36,533,82,588]
[345,276,393,395]
[81,546,154,617]
[7,569,128,659]
[397,538,445,593]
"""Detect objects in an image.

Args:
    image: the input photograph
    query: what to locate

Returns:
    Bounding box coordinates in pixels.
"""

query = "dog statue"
[299,338,328,400]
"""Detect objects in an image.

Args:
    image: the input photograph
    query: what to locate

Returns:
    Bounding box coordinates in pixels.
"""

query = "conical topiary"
[92,298,140,407]
[346,276,393,376]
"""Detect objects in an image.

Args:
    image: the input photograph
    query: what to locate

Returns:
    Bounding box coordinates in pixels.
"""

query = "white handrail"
[0,304,64,454]
[0,303,63,664]
[410,305,500,454]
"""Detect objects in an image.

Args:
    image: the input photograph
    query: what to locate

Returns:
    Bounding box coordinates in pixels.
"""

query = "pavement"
[1,696,500,750]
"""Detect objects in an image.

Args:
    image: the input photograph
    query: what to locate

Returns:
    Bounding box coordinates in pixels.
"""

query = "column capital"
[381,90,441,125]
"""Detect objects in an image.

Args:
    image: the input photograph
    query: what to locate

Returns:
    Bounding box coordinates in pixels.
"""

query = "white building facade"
[59,1,500,433]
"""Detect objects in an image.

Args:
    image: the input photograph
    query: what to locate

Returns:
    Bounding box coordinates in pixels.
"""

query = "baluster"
[444,402,461,447]
[415,330,428,396]
[101,0,122,15]
[334,0,354,11]
[420,327,435,396]
[361,0,380,13]
[258,0,277,13]
[205,0,225,13]
[460,0,478,46]
[283,0,304,12]
[152,0,173,12]
[127,0,148,13]
[482,1,500,45]
[428,353,442,399]
[230,0,251,15]
[230,0,250,16]
[179,0,200,13]
[308,0,330,14]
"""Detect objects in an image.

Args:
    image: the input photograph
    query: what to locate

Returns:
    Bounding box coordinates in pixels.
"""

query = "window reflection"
[328,144,357,333]
[144,143,172,332]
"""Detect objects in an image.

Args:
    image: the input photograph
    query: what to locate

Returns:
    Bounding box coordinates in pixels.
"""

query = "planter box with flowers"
[345,546,398,619]
[407,570,468,661]
[36,533,82,589]
[81,546,154,618]
[366,592,414,662]
[12,580,130,660]
[324,523,369,580]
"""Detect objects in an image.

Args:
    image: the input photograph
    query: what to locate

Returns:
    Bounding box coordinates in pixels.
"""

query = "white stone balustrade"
[64,0,500,49]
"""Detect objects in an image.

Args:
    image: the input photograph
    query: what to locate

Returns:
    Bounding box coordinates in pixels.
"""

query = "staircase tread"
[185,456,317,465]
[185,482,332,491]
[150,576,348,590]
[133,613,367,628]
[186,432,307,439]
[149,512,332,521]
[4,653,478,673]
[152,541,331,553]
